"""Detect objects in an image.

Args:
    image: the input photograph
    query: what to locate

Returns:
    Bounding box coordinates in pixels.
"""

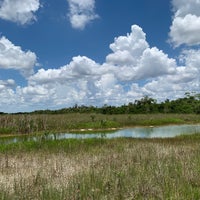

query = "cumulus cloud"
[22,25,180,110]
[29,56,101,85]
[0,0,40,25]
[141,48,200,101]
[169,0,200,46]
[135,47,176,80]
[19,85,56,104]
[67,0,98,29]
[0,36,37,77]
[1,24,200,112]
[106,25,149,66]
[173,49,200,85]
[106,25,177,81]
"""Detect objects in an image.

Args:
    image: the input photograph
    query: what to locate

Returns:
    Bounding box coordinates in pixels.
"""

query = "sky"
[0,0,200,113]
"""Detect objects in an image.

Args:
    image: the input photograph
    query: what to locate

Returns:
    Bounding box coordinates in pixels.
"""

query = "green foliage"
[1,93,200,116]
[0,127,15,135]
[28,92,200,115]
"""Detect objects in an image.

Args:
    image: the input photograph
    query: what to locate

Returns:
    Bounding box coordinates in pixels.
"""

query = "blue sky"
[0,0,200,112]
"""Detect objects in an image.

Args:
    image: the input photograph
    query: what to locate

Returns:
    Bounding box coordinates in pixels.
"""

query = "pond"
[1,124,200,145]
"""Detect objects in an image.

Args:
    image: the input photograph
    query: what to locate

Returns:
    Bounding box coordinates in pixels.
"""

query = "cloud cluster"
[169,0,200,46]
[0,36,37,77]
[0,0,40,25]
[0,0,200,112]
[5,24,196,112]
[67,0,98,29]
[0,21,200,112]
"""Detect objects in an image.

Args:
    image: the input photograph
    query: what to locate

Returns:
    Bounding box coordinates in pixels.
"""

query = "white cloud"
[107,25,149,66]
[172,0,200,17]
[95,73,124,104]
[0,36,37,77]
[23,25,179,110]
[0,79,17,112]
[135,47,176,80]
[0,79,15,91]
[0,24,200,112]
[141,48,200,101]
[169,0,200,46]
[67,0,98,29]
[29,56,101,85]
[0,0,40,25]
[173,49,200,84]
[19,85,56,103]
[106,25,177,81]
[180,49,200,69]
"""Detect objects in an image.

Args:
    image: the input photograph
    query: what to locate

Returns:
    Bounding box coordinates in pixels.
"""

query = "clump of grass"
[0,127,15,135]
[78,120,120,129]
[141,117,185,126]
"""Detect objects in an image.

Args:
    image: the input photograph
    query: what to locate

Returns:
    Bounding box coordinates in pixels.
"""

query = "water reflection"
[112,125,200,138]
[1,124,200,145]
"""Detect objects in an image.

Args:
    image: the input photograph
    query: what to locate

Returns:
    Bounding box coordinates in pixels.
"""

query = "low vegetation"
[0,113,200,136]
[0,136,200,199]
[0,93,200,199]
[0,92,200,136]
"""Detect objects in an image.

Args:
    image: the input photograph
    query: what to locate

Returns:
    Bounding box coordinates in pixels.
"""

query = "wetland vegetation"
[1,136,200,199]
[0,113,200,136]
[0,94,200,199]
[0,93,200,136]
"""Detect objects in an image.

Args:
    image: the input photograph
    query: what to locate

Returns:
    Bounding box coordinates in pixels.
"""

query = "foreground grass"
[0,135,200,199]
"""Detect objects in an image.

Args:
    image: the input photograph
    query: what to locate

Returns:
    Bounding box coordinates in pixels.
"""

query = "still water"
[1,124,200,145]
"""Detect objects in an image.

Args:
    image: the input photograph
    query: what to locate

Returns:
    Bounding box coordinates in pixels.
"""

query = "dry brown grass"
[0,151,100,194]
[0,137,200,199]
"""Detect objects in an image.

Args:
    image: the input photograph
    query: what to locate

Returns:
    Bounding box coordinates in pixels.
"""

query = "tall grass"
[0,136,200,199]
[0,113,200,135]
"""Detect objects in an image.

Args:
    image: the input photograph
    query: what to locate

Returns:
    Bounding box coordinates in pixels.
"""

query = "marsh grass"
[0,113,200,135]
[0,136,200,199]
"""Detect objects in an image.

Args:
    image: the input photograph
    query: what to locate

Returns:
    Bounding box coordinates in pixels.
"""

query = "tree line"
[30,93,200,115]
[1,93,199,115]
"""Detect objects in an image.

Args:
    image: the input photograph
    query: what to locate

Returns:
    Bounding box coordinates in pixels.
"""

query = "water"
[1,124,200,145]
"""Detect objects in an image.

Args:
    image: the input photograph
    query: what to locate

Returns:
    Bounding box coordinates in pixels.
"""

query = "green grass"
[1,113,200,199]
[1,135,200,199]
[0,113,200,136]
[0,138,107,153]
[0,127,15,135]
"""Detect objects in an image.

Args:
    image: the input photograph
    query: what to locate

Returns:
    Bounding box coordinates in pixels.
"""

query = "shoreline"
[1,122,200,138]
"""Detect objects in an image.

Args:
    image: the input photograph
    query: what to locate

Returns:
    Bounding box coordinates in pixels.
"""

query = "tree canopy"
[28,93,200,115]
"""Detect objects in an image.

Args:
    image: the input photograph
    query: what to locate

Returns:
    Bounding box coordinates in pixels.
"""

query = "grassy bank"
[0,113,200,135]
[0,135,200,199]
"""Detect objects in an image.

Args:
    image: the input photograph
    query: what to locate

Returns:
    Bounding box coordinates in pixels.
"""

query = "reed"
[0,113,200,135]
[0,136,200,199]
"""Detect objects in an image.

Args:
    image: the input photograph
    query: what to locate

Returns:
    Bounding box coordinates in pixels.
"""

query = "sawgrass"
[0,113,200,135]
[0,134,200,199]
